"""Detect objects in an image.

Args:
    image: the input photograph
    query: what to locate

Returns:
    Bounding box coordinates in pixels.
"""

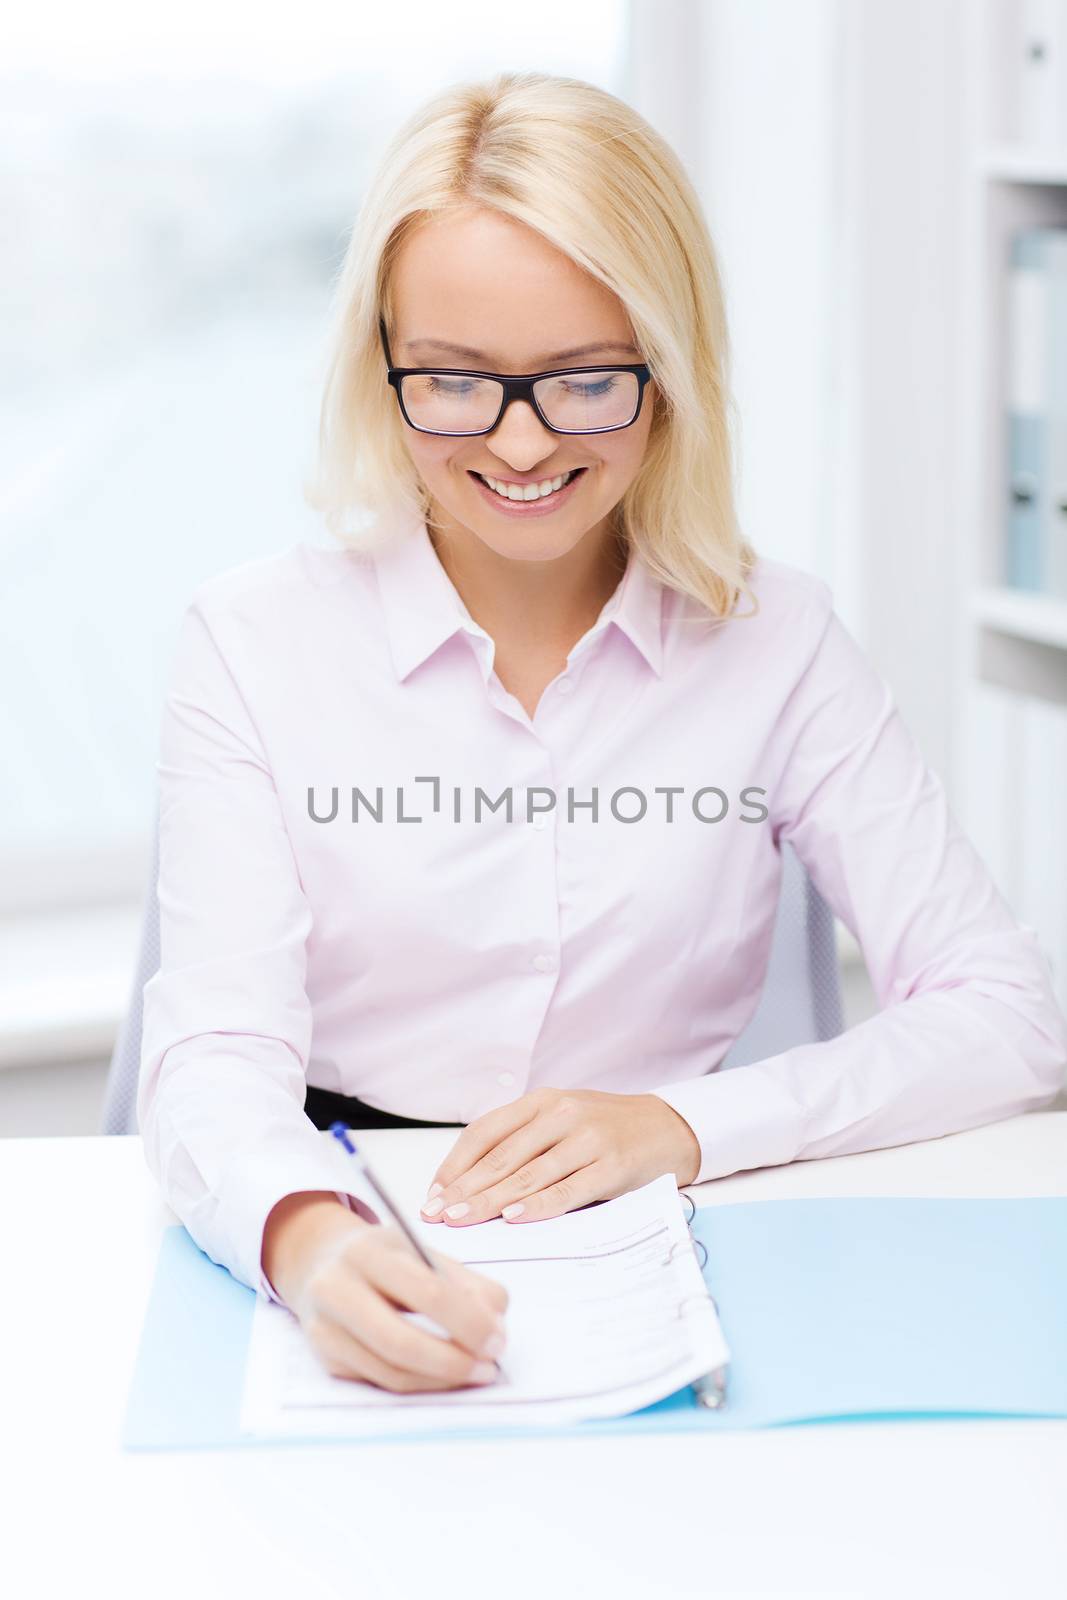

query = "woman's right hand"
[261,1192,509,1393]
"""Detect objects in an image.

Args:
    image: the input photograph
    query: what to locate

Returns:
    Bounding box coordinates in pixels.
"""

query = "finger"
[320,1233,506,1371]
[494,1160,607,1223]
[433,1251,510,1318]
[315,1268,500,1384]
[425,1117,564,1222]
[439,1138,589,1226]
[422,1093,545,1203]
[307,1313,499,1394]
[360,1228,510,1325]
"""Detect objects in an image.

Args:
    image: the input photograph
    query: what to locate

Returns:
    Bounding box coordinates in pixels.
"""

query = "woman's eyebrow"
[405,337,640,362]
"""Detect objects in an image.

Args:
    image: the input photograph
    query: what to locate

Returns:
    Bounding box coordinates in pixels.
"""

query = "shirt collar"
[373,514,665,684]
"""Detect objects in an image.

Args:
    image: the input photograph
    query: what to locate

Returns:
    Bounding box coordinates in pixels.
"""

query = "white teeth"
[481,470,576,501]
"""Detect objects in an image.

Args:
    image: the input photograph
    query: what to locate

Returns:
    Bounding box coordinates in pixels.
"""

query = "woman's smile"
[467,465,588,517]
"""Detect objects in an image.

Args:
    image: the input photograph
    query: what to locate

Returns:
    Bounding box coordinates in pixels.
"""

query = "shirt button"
[496,1071,515,1087]
[531,953,555,973]
[531,814,548,831]
[556,677,573,695]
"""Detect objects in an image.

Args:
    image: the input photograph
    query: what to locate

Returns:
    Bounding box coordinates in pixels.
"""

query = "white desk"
[5,1116,1066,1600]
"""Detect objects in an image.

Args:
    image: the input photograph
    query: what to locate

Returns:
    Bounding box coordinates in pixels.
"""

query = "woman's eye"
[425,376,475,396]
[562,377,618,397]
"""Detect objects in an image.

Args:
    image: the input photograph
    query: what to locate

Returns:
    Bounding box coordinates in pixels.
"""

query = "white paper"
[240,1172,729,1438]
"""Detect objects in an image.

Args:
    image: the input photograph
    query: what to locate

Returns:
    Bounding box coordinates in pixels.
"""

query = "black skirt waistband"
[304,1082,465,1132]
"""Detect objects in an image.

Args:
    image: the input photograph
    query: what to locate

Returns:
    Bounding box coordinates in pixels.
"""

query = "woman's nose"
[486,399,558,467]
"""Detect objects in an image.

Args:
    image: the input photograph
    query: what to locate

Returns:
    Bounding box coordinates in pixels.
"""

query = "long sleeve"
[651,578,1067,1185]
[138,591,381,1301]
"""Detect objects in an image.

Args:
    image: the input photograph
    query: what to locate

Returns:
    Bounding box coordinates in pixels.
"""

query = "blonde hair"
[305,70,759,622]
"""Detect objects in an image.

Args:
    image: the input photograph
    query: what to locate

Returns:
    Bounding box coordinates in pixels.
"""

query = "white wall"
[626,0,972,788]
[627,0,844,590]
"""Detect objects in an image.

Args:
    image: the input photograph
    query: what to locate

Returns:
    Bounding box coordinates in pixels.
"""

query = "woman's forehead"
[401,334,640,364]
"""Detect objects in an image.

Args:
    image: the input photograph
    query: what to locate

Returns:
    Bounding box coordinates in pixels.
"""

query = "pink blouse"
[138,512,1067,1300]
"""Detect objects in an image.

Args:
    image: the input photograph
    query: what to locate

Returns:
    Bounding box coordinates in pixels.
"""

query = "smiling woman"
[137,68,1067,1400]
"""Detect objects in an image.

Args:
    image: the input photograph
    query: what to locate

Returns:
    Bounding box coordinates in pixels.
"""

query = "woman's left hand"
[419,1087,702,1226]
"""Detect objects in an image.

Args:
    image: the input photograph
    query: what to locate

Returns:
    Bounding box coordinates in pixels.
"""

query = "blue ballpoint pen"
[329,1122,507,1383]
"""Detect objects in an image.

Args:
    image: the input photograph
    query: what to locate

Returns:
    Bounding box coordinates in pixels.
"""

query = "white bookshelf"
[971,585,1067,650]
[979,143,1067,185]
[955,3,1067,1006]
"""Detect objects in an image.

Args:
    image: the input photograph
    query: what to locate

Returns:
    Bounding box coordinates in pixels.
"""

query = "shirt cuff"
[649,1061,808,1186]
[203,1134,383,1306]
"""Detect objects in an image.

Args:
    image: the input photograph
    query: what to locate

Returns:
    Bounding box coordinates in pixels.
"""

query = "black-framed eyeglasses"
[379,315,652,437]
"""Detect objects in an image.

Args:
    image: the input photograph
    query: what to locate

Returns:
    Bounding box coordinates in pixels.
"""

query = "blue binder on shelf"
[1006,227,1067,598]
[123,1195,1067,1451]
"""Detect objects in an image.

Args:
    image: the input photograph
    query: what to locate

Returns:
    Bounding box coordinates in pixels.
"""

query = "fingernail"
[421,1197,445,1217]
[445,1202,470,1219]
[481,1332,506,1361]
[502,1202,525,1219]
[470,1361,497,1383]
[426,1183,443,1200]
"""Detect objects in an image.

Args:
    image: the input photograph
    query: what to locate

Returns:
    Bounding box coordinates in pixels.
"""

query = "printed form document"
[240,1172,729,1438]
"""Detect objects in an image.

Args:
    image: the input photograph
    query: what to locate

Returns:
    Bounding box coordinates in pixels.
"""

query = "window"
[2,0,627,914]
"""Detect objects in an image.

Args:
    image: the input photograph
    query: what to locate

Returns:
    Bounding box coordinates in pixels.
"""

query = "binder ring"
[664,1232,708,1272]
[680,1192,695,1225]
[675,1291,716,1321]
